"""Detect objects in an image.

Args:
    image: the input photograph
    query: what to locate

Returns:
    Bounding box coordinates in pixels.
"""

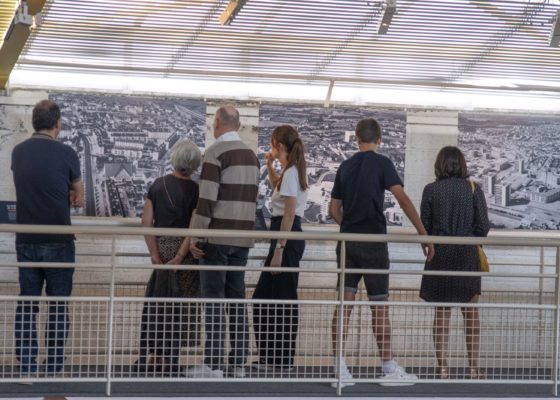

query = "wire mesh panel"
[0,298,109,381]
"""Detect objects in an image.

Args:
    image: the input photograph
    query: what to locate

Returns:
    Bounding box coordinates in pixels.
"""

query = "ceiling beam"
[219,0,248,26]
[0,0,46,89]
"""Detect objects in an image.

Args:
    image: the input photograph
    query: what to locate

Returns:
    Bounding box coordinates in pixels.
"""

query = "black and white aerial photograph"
[50,93,206,217]
[259,104,407,224]
[459,112,560,230]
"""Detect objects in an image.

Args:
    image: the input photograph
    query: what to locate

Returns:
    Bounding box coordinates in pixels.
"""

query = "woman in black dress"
[420,146,490,379]
[137,139,201,375]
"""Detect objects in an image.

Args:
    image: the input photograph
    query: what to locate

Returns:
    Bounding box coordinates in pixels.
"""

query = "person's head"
[32,99,61,135]
[271,125,308,191]
[434,146,469,180]
[171,140,202,177]
[213,105,240,138]
[355,118,382,146]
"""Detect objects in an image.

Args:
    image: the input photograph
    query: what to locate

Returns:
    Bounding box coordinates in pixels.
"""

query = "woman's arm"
[266,152,280,189]
[142,199,161,265]
[420,185,433,236]
[473,185,490,237]
[269,196,297,272]
[167,211,194,265]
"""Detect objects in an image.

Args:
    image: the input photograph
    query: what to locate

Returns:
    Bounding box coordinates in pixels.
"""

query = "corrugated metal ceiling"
[14,0,560,92]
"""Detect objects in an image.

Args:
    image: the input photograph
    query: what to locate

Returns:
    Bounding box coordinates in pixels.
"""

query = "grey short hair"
[171,140,202,177]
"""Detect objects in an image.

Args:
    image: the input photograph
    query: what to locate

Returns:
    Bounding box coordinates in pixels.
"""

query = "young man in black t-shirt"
[11,100,83,380]
[329,118,434,388]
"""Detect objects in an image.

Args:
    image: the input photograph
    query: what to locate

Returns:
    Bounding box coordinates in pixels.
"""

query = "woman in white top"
[252,125,308,371]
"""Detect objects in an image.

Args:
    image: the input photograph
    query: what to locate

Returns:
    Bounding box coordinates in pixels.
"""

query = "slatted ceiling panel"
[16,0,560,92]
[0,0,18,41]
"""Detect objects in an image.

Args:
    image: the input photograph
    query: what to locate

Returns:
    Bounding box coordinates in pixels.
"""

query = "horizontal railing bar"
[1,294,551,310]
[3,224,560,247]
[0,251,556,270]
[61,217,560,241]
[0,260,555,279]
[1,250,556,269]
[0,281,551,299]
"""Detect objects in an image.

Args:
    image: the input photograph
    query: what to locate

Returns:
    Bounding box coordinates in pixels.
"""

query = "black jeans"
[252,216,305,366]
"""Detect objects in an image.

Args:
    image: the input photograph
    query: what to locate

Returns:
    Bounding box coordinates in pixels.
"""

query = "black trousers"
[252,216,305,366]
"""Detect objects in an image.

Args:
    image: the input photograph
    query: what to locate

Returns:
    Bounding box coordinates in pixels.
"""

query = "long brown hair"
[272,125,308,192]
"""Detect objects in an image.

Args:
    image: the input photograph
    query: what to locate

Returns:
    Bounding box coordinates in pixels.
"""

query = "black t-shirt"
[331,151,402,234]
[11,136,81,243]
[146,175,199,229]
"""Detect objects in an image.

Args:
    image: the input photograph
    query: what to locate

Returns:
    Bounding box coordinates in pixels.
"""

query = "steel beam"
[0,0,46,89]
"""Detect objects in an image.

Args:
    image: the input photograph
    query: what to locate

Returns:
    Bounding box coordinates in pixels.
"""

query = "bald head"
[213,105,240,138]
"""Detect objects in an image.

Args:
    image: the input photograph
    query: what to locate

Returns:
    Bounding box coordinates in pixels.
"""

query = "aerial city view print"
[259,104,407,225]
[50,93,206,217]
[459,112,560,230]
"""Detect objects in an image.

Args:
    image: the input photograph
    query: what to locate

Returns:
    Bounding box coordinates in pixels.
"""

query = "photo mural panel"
[459,112,560,230]
[259,104,406,225]
[50,93,206,217]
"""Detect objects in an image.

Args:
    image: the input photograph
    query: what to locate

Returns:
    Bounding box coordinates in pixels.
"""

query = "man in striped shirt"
[187,105,259,379]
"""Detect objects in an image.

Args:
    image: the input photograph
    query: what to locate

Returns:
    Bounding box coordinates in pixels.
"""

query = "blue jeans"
[15,242,75,373]
[199,244,249,369]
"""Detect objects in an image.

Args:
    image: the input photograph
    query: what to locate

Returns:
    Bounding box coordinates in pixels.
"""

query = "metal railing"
[0,223,559,396]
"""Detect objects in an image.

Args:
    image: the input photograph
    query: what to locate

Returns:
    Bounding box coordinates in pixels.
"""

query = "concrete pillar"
[403,110,459,226]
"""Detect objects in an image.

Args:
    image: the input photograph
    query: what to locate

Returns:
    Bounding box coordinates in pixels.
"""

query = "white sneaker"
[331,364,355,388]
[230,366,246,378]
[183,364,224,378]
[251,361,273,372]
[379,365,418,387]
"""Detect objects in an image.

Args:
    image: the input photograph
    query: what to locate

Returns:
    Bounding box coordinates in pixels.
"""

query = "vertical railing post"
[551,246,560,397]
[106,237,117,396]
[538,247,545,369]
[356,282,364,369]
[336,240,346,396]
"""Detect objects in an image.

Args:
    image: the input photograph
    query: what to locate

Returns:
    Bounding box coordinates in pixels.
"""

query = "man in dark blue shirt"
[329,118,434,388]
[11,99,83,380]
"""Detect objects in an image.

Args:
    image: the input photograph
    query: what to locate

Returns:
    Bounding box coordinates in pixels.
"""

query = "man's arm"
[189,149,220,257]
[190,150,220,231]
[70,179,84,208]
[390,184,434,261]
[328,198,343,225]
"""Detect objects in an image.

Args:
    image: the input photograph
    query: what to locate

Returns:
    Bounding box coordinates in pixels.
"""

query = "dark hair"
[434,146,469,180]
[355,118,381,144]
[272,125,308,192]
[32,100,61,132]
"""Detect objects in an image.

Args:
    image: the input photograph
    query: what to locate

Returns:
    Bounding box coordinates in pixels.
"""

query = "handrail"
[63,216,560,239]
[2,223,560,247]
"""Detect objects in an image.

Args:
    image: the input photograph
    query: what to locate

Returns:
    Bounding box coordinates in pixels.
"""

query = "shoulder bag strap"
[162,176,176,209]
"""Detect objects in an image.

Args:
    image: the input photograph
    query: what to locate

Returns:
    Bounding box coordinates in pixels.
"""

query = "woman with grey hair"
[136,139,201,376]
